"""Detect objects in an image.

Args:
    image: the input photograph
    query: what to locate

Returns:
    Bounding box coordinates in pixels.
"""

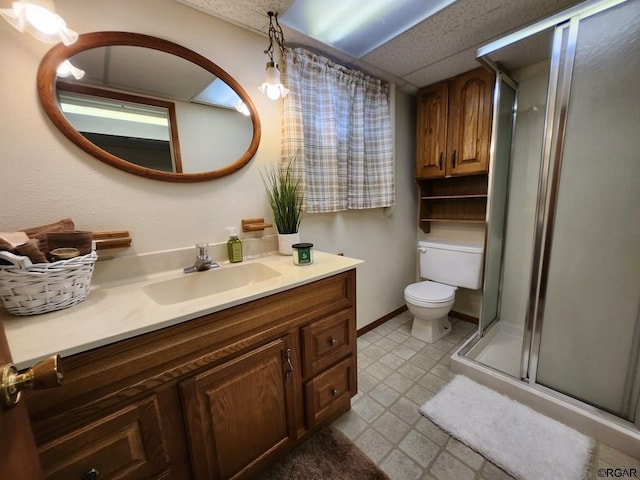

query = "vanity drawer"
[38,395,169,480]
[301,310,354,378]
[304,357,356,428]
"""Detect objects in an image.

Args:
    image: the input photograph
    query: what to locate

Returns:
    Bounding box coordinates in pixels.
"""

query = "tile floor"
[331,311,640,480]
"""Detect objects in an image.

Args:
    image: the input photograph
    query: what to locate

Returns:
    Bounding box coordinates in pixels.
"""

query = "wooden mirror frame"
[37,31,261,182]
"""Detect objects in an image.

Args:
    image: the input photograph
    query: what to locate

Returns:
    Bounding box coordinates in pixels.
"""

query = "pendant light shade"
[1,0,78,45]
[259,61,289,101]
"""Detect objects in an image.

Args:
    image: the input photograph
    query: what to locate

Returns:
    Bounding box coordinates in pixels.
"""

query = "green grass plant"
[262,159,302,234]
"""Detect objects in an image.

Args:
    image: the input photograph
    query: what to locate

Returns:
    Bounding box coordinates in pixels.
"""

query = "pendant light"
[259,11,289,101]
[1,0,78,45]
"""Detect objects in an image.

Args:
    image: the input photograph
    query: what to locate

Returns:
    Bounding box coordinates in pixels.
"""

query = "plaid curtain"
[281,48,395,213]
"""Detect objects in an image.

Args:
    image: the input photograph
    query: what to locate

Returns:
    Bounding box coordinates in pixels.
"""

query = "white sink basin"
[143,262,281,305]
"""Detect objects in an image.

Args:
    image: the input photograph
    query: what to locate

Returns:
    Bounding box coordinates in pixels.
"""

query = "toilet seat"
[404,281,455,306]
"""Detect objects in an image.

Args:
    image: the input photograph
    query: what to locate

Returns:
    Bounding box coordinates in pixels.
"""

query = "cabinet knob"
[331,388,339,397]
[1,355,63,408]
[81,468,100,480]
[330,337,338,347]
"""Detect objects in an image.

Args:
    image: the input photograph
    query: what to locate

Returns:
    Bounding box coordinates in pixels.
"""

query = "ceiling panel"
[172,0,585,91]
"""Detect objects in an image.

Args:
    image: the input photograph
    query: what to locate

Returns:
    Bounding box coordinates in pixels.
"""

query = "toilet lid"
[405,281,455,304]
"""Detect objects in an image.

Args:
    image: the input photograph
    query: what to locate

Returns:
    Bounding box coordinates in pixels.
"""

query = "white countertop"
[3,251,362,370]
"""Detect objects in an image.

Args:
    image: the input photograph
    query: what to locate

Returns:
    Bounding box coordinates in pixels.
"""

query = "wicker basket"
[0,249,98,316]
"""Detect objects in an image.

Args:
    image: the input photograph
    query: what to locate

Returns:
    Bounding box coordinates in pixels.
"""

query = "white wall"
[0,0,417,329]
[176,101,253,173]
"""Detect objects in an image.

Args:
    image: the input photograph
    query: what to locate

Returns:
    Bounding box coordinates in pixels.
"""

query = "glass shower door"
[533,0,640,421]
[479,73,516,335]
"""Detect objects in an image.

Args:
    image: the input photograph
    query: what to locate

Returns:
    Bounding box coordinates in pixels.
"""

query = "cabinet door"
[180,336,296,480]
[416,82,448,178]
[38,396,169,480]
[447,68,494,176]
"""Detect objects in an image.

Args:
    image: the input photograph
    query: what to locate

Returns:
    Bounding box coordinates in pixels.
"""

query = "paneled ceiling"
[172,0,584,91]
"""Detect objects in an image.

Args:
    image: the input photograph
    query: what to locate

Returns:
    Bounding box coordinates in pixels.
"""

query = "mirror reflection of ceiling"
[68,46,242,110]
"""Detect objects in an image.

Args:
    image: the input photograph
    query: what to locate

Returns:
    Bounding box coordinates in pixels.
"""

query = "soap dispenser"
[226,227,243,263]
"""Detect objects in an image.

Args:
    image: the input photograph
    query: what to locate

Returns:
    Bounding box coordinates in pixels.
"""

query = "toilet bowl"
[404,281,456,343]
[405,238,484,343]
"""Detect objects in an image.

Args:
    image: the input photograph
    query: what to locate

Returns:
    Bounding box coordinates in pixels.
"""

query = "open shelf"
[421,194,488,200]
[418,175,488,233]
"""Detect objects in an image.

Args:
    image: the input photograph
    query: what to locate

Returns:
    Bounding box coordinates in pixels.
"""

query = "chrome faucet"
[184,242,219,273]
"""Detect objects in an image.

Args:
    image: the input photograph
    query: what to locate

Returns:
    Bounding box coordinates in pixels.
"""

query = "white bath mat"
[420,375,594,480]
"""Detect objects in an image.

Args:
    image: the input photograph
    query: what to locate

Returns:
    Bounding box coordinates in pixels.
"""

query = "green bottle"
[226,227,243,263]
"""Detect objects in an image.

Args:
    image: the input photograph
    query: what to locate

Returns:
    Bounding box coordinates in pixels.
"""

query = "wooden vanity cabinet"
[22,270,357,480]
[416,67,494,179]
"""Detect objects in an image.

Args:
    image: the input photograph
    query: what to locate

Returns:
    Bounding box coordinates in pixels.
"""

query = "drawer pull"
[331,388,339,397]
[81,468,100,480]
[330,337,338,347]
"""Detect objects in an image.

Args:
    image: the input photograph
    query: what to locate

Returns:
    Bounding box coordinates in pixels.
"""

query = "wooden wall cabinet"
[416,68,494,232]
[23,270,357,480]
[416,67,494,179]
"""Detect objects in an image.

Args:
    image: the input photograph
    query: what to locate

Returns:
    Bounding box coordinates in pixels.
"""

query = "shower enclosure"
[453,0,640,455]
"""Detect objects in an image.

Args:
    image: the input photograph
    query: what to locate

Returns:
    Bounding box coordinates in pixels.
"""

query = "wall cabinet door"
[416,68,493,179]
[416,82,449,178]
[447,68,493,176]
[180,336,296,480]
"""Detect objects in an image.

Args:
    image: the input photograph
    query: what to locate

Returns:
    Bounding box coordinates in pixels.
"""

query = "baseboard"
[357,306,407,336]
[449,310,479,324]
[357,307,478,336]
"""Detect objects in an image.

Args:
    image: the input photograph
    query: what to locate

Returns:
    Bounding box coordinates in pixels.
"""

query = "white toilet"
[404,239,484,343]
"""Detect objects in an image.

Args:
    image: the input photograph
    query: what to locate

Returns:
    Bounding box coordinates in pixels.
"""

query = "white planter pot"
[278,233,300,256]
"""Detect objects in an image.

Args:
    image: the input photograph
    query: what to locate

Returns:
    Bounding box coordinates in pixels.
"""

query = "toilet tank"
[419,239,484,289]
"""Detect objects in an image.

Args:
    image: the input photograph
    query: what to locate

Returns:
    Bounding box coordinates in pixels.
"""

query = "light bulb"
[265,84,281,100]
[23,3,61,35]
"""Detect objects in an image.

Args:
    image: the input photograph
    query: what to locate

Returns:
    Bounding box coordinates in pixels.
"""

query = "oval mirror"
[38,32,261,182]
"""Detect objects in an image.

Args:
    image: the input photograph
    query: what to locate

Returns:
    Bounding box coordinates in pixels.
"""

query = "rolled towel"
[0,231,30,250]
[15,238,48,264]
[21,218,75,255]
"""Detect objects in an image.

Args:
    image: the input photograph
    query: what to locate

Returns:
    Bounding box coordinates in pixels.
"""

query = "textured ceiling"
[172,0,584,91]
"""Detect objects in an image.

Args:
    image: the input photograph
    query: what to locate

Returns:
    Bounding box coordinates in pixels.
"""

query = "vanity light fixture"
[259,11,289,101]
[0,0,78,45]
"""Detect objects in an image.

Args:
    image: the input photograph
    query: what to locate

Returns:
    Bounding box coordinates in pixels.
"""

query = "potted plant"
[263,158,302,255]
